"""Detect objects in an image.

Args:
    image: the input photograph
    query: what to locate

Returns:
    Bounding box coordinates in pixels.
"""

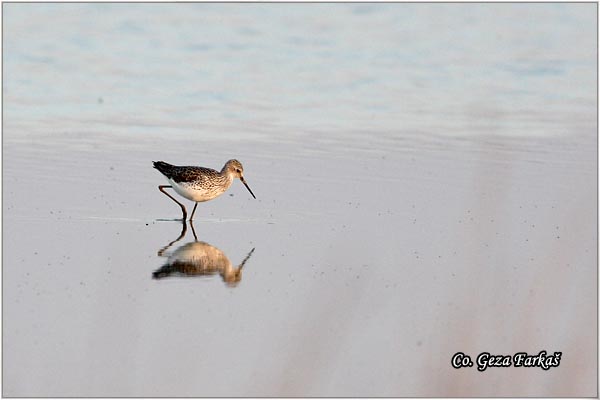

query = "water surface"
[3,3,597,397]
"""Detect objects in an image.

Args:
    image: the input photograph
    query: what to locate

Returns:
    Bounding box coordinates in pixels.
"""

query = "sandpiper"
[153,159,256,220]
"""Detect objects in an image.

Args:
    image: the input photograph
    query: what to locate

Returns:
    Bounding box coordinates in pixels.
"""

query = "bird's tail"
[153,161,172,174]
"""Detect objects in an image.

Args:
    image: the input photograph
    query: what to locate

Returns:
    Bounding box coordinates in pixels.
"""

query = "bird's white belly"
[169,178,226,202]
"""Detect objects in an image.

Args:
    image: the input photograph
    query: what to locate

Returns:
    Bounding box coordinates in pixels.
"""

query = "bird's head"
[223,159,256,199]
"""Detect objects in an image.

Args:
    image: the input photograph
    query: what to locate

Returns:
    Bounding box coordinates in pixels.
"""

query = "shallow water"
[3,3,597,397]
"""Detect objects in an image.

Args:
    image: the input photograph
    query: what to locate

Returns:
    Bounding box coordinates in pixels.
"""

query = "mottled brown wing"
[153,161,219,184]
[171,166,219,184]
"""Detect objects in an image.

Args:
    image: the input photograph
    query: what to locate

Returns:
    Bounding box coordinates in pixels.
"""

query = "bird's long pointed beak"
[240,177,256,199]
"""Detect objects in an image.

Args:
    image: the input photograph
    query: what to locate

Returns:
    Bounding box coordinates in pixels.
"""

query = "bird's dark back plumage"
[153,161,220,184]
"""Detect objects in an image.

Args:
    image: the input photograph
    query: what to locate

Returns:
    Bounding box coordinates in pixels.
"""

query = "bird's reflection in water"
[153,221,255,287]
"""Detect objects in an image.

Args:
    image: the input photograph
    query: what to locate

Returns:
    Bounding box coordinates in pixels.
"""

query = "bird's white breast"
[168,178,229,202]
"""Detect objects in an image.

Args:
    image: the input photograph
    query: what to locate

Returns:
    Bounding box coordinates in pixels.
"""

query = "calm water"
[3,3,597,397]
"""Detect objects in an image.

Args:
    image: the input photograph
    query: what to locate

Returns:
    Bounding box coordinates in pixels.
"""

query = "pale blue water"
[4,3,596,140]
[3,3,597,397]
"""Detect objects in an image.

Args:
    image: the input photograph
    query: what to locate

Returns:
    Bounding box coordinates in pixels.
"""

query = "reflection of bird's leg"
[158,185,187,220]
[189,220,198,241]
[189,203,198,221]
[238,248,256,271]
[157,220,188,256]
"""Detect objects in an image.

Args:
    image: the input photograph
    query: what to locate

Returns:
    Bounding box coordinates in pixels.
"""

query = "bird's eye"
[236,168,241,173]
